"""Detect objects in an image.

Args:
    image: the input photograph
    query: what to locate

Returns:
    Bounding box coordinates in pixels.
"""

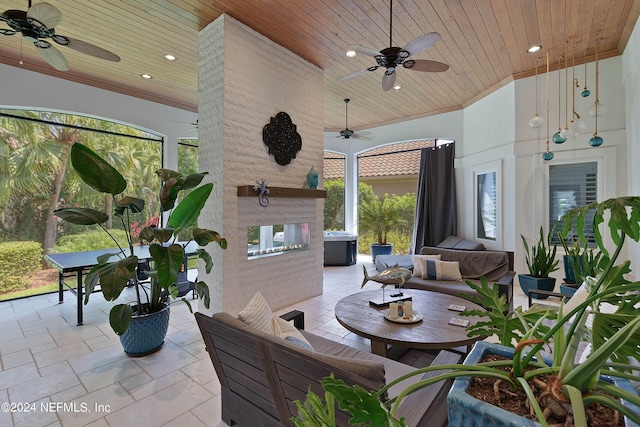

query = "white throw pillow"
[237,291,274,334]
[273,316,314,351]
[411,254,442,277]
[421,259,463,281]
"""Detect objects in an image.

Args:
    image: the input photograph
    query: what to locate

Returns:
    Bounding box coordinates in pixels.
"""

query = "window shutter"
[549,162,597,245]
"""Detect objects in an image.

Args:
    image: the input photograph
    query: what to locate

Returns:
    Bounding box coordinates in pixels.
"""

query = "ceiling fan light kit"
[0,1,120,71]
[337,0,449,91]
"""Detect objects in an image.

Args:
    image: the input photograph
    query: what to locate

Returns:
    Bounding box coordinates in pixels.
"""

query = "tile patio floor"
[0,256,529,427]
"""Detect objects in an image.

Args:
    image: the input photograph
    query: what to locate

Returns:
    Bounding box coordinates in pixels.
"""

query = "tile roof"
[323,140,436,179]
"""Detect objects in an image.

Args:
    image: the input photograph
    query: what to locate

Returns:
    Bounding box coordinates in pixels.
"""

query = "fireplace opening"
[247,223,310,258]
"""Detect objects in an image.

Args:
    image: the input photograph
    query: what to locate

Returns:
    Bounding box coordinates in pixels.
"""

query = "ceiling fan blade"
[34,41,70,71]
[337,67,376,82]
[61,37,121,62]
[381,70,396,91]
[404,59,449,72]
[402,32,441,57]
[353,134,372,141]
[27,2,62,28]
[349,44,382,57]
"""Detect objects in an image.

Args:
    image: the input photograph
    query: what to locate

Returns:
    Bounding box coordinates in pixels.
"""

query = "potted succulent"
[294,196,640,427]
[359,194,402,262]
[54,143,227,356]
[519,225,559,299]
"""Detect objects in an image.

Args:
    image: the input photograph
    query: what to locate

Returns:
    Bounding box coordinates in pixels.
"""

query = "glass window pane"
[477,171,497,240]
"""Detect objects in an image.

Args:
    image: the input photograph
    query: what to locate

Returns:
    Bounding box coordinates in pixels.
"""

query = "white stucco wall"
[623,16,640,277]
[198,15,325,315]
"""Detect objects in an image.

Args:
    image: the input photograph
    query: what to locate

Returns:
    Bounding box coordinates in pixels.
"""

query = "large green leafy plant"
[54,143,227,335]
[295,197,640,426]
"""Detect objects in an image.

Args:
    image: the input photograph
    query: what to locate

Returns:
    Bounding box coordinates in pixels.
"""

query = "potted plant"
[558,233,604,297]
[519,225,559,299]
[359,194,402,262]
[54,143,227,356]
[294,196,640,427]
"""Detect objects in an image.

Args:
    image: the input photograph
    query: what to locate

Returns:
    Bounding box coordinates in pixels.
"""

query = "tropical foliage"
[0,110,180,298]
[54,143,226,335]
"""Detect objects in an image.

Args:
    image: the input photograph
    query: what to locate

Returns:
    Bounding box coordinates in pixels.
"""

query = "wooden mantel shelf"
[237,185,327,198]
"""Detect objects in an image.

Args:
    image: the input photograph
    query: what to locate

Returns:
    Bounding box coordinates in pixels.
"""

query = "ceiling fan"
[337,0,449,91]
[336,98,371,141]
[0,1,120,72]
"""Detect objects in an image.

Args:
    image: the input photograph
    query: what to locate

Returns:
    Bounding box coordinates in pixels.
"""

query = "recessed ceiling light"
[393,84,401,90]
[164,54,176,61]
[346,50,357,58]
[140,74,153,79]
[527,45,542,53]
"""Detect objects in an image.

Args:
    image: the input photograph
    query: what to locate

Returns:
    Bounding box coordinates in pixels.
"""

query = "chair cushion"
[420,247,508,281]
[437,236,485,251]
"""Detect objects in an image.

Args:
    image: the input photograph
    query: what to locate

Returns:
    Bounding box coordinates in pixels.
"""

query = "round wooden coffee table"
[334,289,484,357]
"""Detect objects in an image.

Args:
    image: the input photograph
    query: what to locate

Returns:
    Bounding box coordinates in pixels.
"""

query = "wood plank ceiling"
[0,0,638,133]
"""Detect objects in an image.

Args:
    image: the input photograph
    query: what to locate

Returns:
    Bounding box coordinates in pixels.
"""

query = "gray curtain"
[410,143,457,253]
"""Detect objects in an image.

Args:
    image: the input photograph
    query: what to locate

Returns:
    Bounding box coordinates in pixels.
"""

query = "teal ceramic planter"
[517,274,556,299]
[119,303,170,357]
[447,341,640,427]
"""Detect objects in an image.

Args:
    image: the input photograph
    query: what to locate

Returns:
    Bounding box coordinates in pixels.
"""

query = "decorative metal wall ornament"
[262,112,302,165]
[253,180,270,207]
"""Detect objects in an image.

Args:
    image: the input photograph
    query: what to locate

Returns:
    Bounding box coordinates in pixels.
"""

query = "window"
[548,162,597,245]
[473,161,501,247]
[476,171,497,240]
[323,151,346,230]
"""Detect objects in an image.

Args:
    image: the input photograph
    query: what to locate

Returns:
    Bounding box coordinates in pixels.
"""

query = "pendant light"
[581,49,591,97]
[529,57,544,128]
[589,33,607,118]
[559,43,571,140]
[542,52,554,161]
[589,35,604,147]
[552,56,567,144]
[569,46,586,135]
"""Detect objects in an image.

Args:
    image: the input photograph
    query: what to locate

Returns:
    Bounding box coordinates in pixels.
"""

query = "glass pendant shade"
[559,126,571,139]
[542,151,555,161]
[589,135,604,147]
[552,131,567,144]
[581,88,591,97]
[529,114,544,128]
[589,101,607,117]
[570,120,586,135]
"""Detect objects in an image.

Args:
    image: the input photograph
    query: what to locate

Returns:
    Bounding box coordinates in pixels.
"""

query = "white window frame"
[473,160,502,249]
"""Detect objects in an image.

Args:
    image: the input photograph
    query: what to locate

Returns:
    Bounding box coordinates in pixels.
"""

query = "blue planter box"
[447,341,639,427]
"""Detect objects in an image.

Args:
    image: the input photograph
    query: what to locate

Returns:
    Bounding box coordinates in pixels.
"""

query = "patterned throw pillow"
[421,259,463,281]
[411,254,442,277]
